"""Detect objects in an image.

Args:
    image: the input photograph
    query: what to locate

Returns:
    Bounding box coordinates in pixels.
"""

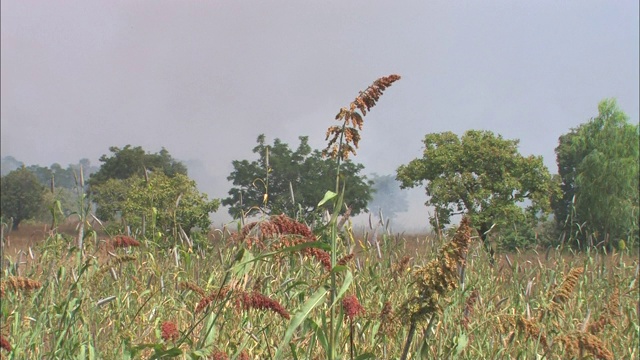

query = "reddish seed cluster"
[112,235,141,248]
[0,335,11,352]
[239,291,290,320]
[342,294,365,320]
[337,253,355,266]
[238,215,333,271]
[210,350,229,360]
[195,286,231,313]
[238,350,250,360]
[160,321,179,342]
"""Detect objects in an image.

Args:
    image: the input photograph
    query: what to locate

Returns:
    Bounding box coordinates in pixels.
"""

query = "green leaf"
[318,190,337,207]
[274,286,329,359]
[330,270,353,309]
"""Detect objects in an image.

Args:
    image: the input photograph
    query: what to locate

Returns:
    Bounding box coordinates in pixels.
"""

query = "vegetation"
[89,145,187,220]
[396,130,556,258]
[554,99,639,248]
[223,135,373,222]
[88,145,187,189]
[0,75,637,359]
[91,172,219,242]
[368,174,409,220]
[0,219,636,359]
[0,167,46,229]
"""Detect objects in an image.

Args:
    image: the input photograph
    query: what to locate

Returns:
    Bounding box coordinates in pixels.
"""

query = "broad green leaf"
[318,190,337,207]
[330,270,353,309]
[274,286,329,359]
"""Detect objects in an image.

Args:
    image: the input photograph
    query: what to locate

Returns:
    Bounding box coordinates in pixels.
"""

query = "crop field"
[0,218,638,360]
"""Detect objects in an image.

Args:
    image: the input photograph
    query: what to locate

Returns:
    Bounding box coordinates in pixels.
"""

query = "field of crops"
[1,217,638,359]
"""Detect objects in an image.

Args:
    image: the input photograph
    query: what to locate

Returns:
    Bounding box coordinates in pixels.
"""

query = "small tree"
[397,130,556,256]
[92,172,219,240]
[224,134,373,222]
[1,167,46,229]
[89,145,189,219]
[554,99,639,247]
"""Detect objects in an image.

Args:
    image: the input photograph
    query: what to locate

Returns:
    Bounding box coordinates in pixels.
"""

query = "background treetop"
[88,145,187,188]
[0,167,46,229]
[554,98,639,247]
[396,129,556,255]
[224,134,373,222]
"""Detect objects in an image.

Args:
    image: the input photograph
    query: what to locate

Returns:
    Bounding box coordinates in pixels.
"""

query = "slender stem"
[349,318,355,360]
[400,321,416,360]
[329,119,347,360]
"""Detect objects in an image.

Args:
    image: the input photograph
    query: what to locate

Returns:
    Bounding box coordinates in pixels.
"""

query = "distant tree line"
[1,98,637,250]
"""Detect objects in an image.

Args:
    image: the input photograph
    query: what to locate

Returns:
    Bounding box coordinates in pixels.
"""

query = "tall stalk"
[322,74,401,360]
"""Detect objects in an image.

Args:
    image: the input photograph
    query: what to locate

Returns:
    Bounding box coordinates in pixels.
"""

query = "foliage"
[88,145,187,189]
[1,222,637,359]
[0,156,24,176]
[0,167,46,229]
[223,134,373,222]
[368,174,409,219]
[92,172,219,240]
[554,99,639,247]
[396,130,557,252]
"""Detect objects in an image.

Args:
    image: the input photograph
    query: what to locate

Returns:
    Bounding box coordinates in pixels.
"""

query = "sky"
[1,1,638,230]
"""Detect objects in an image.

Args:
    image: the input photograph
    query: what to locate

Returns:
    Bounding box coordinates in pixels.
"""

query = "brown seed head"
[112,235,141,248]
[378,301,399,337]
[0,335,11,352]
[516,316,548,349]
[160,321,179,342]
[555,331,613,360]
[3,276,42,293]
[549,267,583,311]
[179,281,207,297]
[399,217,472,325]
[462,290,480,329]
[342,294,365,320]
[240,291,290,320]
[323,74,401,160]
[238,350,250,360]
[210,350,229,360]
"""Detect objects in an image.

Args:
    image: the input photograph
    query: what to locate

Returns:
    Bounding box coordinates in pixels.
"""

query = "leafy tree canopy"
[554,99,639,246]
[224,134,373,222]
[397,130,556,251]
[89,145,187,189]
[92,172,220,240]
[1,156,23,176]
[368,174,409,219]
[1,167,46,229]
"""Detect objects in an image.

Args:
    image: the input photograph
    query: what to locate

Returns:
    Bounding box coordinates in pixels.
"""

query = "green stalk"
[328,121,347,360]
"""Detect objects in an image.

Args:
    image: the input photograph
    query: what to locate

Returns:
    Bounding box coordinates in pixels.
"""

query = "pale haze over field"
[2,1,638,230]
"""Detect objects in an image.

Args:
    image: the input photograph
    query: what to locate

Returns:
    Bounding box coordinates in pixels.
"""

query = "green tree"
[89,145,188,217]
[89,145,187,188]
[554,99,639,247]
[224,135,373,221]
[1,156,23,176]
[1,167,46,229]
[397,130,556,255]
[92,172,219,239]
[368,173,409,219]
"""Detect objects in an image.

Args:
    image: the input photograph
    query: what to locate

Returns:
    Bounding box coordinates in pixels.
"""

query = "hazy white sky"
[2,1,638,228]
